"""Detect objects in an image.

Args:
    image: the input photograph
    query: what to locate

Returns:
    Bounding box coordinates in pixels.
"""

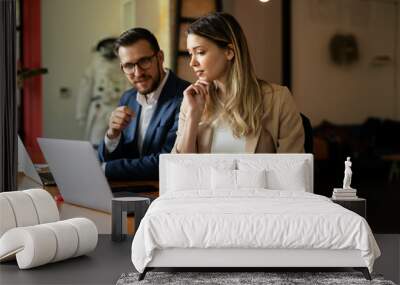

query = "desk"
[17,172,42,190]
[58,202,112,234]
[0,235,134,285]
[48,181,158,234]
[17,173,158,234]
[44,180,159,199]
[16,175,112,234]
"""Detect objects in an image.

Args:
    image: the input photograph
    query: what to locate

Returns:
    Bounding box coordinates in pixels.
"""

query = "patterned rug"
[116,271,396,285]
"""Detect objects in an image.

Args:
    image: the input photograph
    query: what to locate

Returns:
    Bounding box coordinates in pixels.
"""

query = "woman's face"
[187,34,233,83]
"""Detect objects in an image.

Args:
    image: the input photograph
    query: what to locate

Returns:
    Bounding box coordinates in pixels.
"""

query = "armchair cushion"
[0,189,97,269]
[0,189,59,237]
[0,218,97,269]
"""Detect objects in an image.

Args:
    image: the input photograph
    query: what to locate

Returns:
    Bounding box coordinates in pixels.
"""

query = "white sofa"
[0,189,98,269]
[131,154,379,281]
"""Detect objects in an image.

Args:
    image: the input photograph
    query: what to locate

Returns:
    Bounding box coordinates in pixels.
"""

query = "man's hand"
[106,106,135,139]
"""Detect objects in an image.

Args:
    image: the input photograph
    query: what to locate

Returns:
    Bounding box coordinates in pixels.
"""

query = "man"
[98,28,189,180]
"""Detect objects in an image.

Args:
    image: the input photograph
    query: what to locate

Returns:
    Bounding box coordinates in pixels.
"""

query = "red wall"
[23,0,44,163]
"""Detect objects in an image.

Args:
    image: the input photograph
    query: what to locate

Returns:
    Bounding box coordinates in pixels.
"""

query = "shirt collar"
[136,68,170,107]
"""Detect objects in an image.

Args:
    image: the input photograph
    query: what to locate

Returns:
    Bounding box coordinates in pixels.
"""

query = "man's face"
[118,39,164,95]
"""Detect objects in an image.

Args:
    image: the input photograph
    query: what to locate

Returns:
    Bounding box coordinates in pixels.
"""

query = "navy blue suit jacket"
[98,71,189,180]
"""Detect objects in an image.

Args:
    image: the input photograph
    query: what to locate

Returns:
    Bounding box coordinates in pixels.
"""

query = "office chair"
[301,113,313,154]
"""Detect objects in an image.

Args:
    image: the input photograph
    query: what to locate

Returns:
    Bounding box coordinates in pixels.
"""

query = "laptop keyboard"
[38,172,56,186]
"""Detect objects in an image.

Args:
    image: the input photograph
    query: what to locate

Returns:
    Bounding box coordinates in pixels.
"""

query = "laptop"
[18,136,43,187]
[37,138,125,213]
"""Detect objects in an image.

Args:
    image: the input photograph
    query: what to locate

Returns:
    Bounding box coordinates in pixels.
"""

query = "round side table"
[111,197,150,241]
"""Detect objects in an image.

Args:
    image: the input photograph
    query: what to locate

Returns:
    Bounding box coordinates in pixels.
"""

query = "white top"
[210,123,246,153]
[104,69,170,155]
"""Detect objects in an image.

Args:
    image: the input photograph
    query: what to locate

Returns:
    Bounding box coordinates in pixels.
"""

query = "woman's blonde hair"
[188,12,264,137]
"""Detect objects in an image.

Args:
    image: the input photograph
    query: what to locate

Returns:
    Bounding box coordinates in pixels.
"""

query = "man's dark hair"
[114,28,160,55]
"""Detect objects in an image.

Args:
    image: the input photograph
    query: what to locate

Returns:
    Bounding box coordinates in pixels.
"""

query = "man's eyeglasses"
[121,54,156,74]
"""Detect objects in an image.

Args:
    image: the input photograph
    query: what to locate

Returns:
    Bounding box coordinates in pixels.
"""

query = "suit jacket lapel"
[126,97,141,142]
[142,100,173,154]
[245,86,273,153]
[245,127,261,153]
[141,73,177,154]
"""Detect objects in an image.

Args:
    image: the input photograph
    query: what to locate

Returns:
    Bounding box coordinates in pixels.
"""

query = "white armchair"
[0,189,98,269]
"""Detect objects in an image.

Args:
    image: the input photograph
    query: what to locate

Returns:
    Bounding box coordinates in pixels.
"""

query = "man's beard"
[140,60,162,95]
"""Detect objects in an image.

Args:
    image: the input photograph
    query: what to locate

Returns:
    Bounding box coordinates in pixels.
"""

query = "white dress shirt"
[210,122,246,153]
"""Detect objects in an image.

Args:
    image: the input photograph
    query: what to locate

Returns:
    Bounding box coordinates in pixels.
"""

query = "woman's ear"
[225,44,235,61]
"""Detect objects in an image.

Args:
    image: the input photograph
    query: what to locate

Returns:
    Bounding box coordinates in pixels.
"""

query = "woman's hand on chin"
[184,80,209,121]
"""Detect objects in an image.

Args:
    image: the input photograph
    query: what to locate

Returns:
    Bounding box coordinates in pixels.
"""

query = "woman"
[173,12,304,154]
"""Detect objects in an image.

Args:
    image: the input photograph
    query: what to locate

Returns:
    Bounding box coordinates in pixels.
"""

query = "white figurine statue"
[343,157,353,189]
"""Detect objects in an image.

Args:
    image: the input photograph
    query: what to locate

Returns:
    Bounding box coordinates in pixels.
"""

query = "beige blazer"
[172,83,305,153]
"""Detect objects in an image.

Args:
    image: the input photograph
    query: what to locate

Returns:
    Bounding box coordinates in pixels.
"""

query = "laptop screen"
[38,138,113,213]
